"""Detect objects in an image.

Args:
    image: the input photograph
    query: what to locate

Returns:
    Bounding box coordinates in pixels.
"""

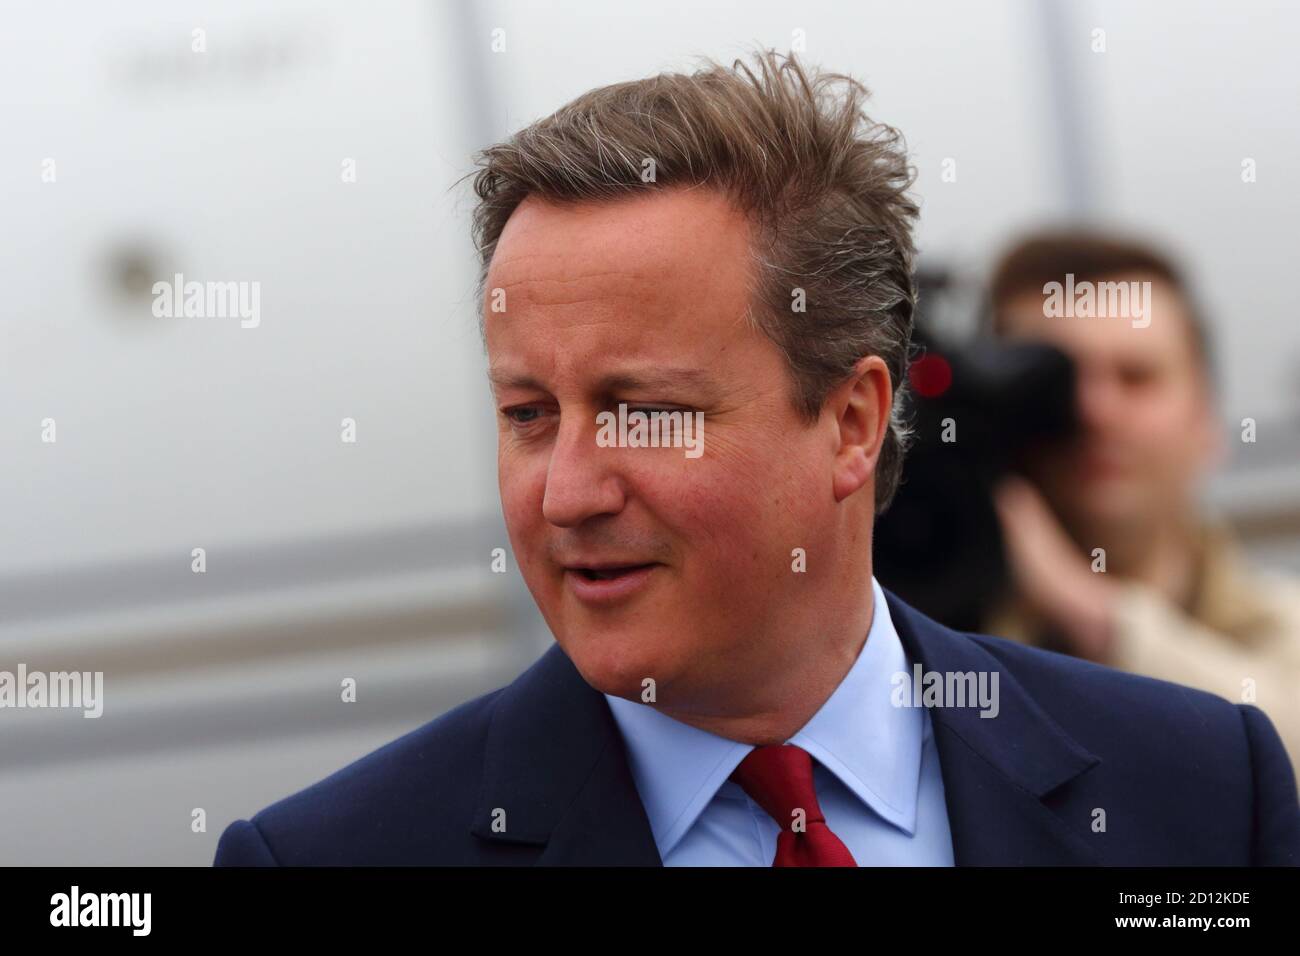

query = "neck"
[663,585,875,746]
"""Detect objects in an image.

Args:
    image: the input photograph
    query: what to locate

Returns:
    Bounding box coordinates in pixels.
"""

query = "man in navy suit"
[215,50,1300,866]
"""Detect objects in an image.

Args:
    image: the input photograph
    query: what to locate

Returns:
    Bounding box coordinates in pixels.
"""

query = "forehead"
[487,188,751,319]
[999,274,1198,366]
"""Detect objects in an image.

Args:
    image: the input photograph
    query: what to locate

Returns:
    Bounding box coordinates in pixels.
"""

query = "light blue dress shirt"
[604,576,955,865]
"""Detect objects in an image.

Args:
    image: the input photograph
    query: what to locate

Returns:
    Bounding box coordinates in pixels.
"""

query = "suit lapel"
[886,589,1103,865]
[471,643,662,865]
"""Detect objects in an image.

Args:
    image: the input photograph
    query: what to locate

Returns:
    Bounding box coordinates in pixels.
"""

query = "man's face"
[484,188,854,709]
[998,273,1218,530]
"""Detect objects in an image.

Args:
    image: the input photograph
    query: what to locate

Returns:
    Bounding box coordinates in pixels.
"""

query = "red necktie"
[729,744,858,866]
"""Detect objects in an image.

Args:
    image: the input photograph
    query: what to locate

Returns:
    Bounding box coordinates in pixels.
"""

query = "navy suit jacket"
[214,589,1300,865]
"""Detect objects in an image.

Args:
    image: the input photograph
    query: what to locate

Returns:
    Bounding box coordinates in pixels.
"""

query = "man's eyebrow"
[593,368,720,394]
[487,368,543,391]
[487,366,721,395]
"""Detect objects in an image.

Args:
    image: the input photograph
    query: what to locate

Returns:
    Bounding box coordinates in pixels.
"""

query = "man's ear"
[830,355,893,503]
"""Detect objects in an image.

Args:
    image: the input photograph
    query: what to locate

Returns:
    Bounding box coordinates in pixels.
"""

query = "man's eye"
[503,406,544,425]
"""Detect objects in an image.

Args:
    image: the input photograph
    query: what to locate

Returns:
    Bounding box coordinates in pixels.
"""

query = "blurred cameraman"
[983,232,1300,770]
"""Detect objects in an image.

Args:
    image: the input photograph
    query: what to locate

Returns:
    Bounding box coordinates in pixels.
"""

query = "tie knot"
[729,743,826,831]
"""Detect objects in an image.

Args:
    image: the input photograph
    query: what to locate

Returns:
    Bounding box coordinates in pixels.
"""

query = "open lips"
[571,563,658,581]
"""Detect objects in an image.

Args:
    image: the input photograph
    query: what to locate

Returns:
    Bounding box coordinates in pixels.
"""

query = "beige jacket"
[985,521,1300,774]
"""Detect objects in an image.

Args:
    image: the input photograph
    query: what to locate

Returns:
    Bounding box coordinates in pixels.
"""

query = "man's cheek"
[500,480,533,524]
[668,439,774,505]
[678,494,786,578]
[499,449,546,508]
[499,480,545,569]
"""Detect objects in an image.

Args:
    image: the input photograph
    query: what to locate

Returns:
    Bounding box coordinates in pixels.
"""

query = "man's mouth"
[562,562,661,603]
[571,563,657,581]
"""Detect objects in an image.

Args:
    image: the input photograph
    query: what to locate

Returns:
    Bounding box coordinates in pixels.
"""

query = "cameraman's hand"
[993,475,1118,664]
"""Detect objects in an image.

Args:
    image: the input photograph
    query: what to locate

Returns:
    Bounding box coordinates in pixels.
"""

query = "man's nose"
[541,413,626,528]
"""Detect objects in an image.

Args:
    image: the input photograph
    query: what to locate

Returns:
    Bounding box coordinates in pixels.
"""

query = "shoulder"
[964,629,1299,863]
[966,628,1254,753]
[214,685,506,866]
[891,580,1259,757]
[897,591,1294,857]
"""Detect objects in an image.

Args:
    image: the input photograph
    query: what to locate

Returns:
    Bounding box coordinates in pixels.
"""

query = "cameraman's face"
[484,188,845,709]
[999,274,1217,529]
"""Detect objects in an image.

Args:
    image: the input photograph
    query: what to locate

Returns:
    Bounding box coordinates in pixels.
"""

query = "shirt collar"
[604,576,925,857]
